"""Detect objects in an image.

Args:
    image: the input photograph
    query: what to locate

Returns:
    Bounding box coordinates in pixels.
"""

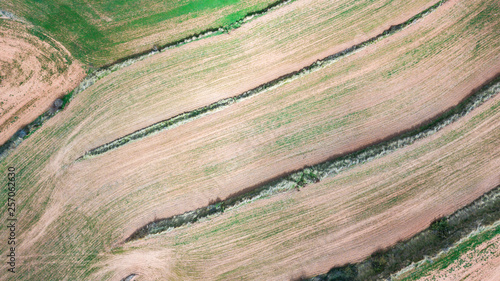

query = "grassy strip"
[305,185,500,281]
[81,0,450,160]
[0,0,297,163]
[124,74,500,242]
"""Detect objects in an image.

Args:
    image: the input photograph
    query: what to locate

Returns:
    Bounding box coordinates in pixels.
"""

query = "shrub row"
[306,185,500,281]
[124,75,499,242]
[82,0,450,160]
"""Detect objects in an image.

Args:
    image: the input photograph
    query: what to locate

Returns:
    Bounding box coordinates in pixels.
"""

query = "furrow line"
[80,0,450,161]
[124,74,500,243]
[0,0,298,162]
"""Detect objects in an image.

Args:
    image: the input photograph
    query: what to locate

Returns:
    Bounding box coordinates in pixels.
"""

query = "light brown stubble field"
[56,0,439,159]
[0,0,499,280]
[57,0,499,240]
[99,85,500,280]
[0,20,84,144]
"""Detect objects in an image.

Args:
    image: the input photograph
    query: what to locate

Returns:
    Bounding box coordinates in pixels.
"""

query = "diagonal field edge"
[306,184,500,281]
[79,0,450,161]
[0,0,298,162]
[124,74,500,243]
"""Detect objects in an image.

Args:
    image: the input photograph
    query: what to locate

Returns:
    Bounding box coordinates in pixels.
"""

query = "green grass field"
[0,0,278,65]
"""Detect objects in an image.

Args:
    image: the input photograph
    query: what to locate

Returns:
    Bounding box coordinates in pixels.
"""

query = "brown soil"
[1,0,499,280]
[102,249,174,281]
[0,19,84,144]
[102,93,500,280]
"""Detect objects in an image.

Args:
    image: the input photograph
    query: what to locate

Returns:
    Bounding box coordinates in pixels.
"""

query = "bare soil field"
[0,20,84,144]
[98,86,500,280]
[0,0,498,280]
[53,0,440,159]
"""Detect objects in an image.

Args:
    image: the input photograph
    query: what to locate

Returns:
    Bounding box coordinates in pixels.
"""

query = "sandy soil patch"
[0,20,84,144]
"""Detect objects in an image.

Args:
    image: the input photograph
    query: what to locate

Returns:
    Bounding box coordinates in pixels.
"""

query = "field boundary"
[0,10,24,22]
[79,0,450,161]
[124,74,500,242]
[305,184,500,281]
[391,220,500,281]
[0,0,298,162]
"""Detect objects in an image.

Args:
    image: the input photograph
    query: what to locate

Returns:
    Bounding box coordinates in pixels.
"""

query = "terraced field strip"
[61,0,500,243]
[0,0,296,157]
[79,0,450,161]
[38,0,440,164]
[125,77,500,241]
[0,0,285,65]
[113,85,500,280]
[0,19,84,144]
[0,0,440,161]
[309,185,500,280]
[0,0,497,279]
